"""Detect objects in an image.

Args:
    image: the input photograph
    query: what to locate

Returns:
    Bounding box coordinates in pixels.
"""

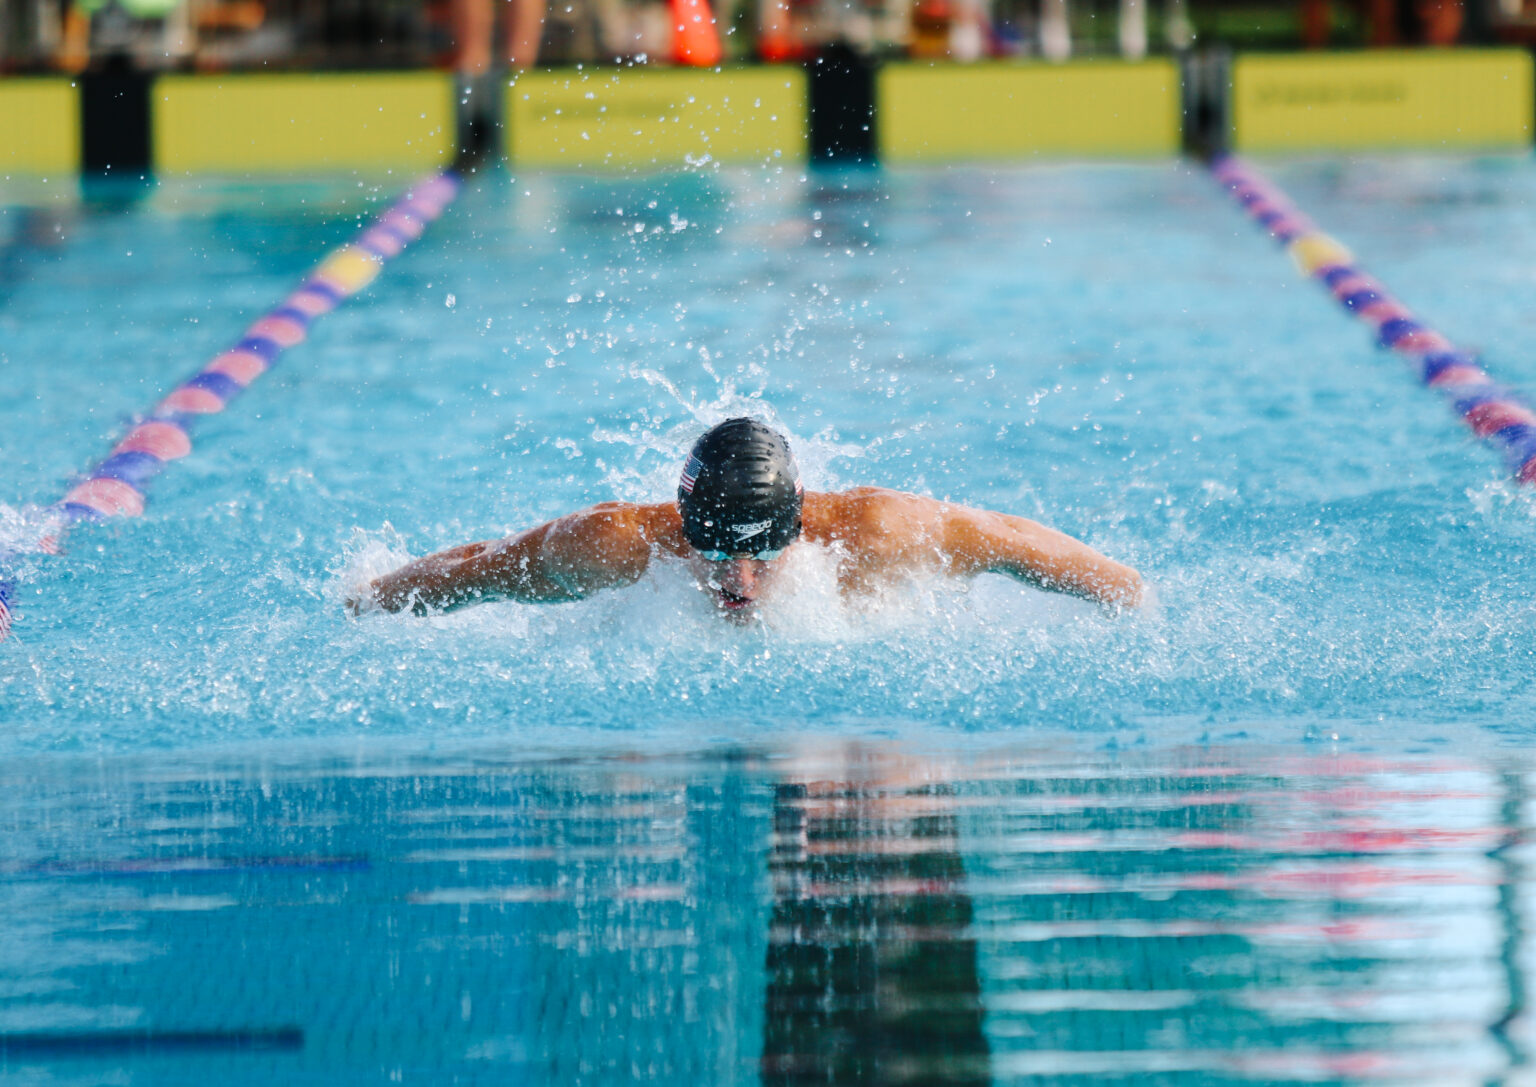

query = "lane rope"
[0,171,461,642]
[1212,154,1536,487]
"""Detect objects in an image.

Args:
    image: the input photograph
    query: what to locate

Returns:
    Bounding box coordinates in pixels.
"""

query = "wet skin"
[355,487,1144,618]
[685,551,785,620]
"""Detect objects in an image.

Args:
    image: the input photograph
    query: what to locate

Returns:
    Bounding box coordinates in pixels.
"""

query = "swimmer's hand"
[344,580,381,618]
[1103,572,1147,613]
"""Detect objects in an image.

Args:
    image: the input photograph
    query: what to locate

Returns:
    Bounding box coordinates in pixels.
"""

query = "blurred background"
[3,0,1533,77]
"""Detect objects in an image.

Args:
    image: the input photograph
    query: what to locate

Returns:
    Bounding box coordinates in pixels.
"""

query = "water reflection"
[0,742,1523,1084]
[764,747,988,1084]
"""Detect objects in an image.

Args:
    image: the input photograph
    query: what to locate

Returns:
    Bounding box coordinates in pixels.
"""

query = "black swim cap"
[678,418,803,556]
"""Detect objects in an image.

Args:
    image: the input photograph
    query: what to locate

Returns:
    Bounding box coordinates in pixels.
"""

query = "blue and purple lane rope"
[1211,154,1536,487]
[0,171,461,642]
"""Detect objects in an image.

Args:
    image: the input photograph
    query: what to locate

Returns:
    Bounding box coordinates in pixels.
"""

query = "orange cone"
[671,0,723,66]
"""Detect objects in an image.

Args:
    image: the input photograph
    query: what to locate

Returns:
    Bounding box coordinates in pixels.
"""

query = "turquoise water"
[0,744,1526,1084]
[3,157,1536,1081]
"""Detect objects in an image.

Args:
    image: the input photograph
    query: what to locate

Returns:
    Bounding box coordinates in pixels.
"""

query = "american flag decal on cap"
[680,452,702,495]
[0,579,13,643]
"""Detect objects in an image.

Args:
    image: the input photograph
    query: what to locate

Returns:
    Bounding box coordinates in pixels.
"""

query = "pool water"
[3,156,1536,1082]
[0,743,1527,1085]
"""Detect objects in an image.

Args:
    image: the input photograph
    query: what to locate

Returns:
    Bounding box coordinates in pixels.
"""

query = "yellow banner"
[0,80,80,174]
[155,73,454,173]
[1232,50,1534,152]
[507,68,806,168]
[878,61,1180,161]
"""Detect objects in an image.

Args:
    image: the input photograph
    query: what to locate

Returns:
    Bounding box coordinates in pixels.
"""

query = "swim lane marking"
[0,171,461,642]
[1211,155,1536,486]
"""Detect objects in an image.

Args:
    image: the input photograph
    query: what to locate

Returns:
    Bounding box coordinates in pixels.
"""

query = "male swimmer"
[349,417,1143,621]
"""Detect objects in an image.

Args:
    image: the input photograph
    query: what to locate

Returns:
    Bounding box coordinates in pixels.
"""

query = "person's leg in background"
[503,0,547,68]
[452,0,494,72]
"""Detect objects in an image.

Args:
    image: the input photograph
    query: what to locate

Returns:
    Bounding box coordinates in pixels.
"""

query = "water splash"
[590,388,864,502]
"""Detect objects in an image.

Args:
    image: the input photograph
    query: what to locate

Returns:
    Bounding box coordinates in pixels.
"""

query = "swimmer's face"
[687,546,791,621]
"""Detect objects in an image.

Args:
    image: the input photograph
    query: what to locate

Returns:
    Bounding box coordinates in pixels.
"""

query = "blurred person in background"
[53,0,272,72]
[1301,0,1464,45]
[56,0,187,70]
[451,0,547,157]
[1414,0,1465,42]
[906,0,1073,60]
[452,0,547,72]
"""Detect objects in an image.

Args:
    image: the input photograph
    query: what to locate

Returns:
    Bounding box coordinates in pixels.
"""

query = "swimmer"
[347,417,1143,621]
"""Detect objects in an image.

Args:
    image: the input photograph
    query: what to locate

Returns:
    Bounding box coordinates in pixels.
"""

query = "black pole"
[807,42,877,165]
[1181,47,1231,162]
[80,55,152,175]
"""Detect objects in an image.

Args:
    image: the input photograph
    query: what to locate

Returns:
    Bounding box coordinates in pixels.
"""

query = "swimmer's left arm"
[352,503,656,615]
[356,531,573,615]
[941,505,1144,609]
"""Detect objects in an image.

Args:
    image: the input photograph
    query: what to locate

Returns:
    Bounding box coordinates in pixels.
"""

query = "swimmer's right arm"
[350,503,655,615]
[951,509,1145,609]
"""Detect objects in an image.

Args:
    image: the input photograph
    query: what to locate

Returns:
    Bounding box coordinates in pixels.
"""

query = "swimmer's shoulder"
[802,487,934,546]
[588,500,689,557]
[541,500,686,556]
